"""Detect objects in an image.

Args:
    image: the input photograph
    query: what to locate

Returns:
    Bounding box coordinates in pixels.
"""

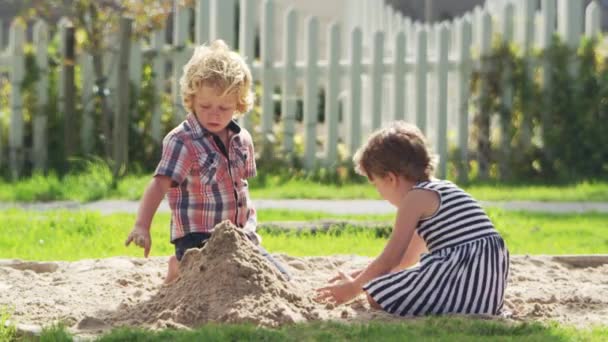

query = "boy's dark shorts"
[173,232,212,261]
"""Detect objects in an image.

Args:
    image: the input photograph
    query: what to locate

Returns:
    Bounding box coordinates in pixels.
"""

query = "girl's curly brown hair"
[353,121,436,182]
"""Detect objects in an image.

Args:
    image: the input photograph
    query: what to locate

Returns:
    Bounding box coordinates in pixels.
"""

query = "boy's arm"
[135,176,172,230]
[125,176,172,257]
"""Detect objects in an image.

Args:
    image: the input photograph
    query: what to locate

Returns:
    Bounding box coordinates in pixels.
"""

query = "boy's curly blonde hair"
[180,40,254,116]
[353,121,436,182]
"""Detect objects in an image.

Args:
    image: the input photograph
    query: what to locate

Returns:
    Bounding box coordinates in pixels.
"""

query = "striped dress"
[363,179,509,316]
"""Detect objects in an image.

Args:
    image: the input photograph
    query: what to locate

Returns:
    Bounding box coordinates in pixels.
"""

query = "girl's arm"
[390,232,428,272]
[350,189,433,287]
[316,189,438,304]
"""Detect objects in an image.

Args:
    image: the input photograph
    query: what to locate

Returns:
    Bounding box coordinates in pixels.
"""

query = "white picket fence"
[0,0,604,180]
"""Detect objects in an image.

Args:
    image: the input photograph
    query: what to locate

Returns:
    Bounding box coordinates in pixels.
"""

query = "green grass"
[28,317,608,341]
[0,164,607,202]
[0,306,16,342]
[0,208,606,261]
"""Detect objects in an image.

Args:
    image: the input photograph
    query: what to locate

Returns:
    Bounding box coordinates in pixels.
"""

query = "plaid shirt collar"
[186,113,241,141]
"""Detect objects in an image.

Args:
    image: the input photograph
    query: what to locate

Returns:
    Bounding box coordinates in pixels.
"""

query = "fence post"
[281,8,298,156]
[414,27,428,134]
[436,24,449,180]
[392,31,406,121]
[33,20,49,172]
[113,17,132,178]
[456,17,472,184]
[370,31,384,131]
[8,19,25,179]
[325,23,341,165]
[303,16,319,170]
[261,0,275,151]
[348,28,363,156]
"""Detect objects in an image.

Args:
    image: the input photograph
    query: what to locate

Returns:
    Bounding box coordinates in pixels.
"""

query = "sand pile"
[103,221,322,328]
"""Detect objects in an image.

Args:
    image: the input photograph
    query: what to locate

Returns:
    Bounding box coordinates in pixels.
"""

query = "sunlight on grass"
[0,209,606,261]
[0,161,607,202]
[0,307,16,342]
[39,317,607,341]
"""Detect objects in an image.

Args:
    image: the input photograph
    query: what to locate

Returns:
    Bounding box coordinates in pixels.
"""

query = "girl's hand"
[329,269,361,283]
[314,271,360,305]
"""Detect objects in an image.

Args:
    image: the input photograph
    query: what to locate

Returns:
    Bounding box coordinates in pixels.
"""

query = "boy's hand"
[125,226,152,258]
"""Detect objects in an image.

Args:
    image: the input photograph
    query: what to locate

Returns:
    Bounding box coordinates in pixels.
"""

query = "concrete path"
[1,199,608,214]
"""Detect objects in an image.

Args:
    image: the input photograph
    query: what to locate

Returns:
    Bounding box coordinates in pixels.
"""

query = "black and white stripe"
[364,180,510,316]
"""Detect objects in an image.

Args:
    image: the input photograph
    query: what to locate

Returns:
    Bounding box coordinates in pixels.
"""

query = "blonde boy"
[125,40,286,283]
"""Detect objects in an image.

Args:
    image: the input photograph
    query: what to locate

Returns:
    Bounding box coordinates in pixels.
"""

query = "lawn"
[1,208,607,341]
[9,317,605,342]
[1,169,608,202]
[0,208,606,261]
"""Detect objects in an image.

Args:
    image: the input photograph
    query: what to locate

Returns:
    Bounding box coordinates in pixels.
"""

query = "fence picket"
[196,0,211,45]
[261,0,275,148]
[325,23,341,165]
[500,3,515,180]
[80,52,94,154]
[172,2,189,124]
[371,31,384,131]
[414,28,428,134]
[33,20,49,171]
[281,9,298,156]
[239,0,257,131]
[303,16,319,169]
[151,29,165,144]
[456,17,472,183]
[436,24,449,179]
[585,1,601,37]
[392,31,406,121]
[8,19,25,179]
[348,28,362,156]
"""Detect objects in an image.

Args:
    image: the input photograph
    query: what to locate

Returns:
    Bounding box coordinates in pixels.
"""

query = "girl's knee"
[366,292,382,310]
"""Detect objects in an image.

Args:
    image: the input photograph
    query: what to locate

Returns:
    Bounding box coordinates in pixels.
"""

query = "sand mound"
[104,221,322,328]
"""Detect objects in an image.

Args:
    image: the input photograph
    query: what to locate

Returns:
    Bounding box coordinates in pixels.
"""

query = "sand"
[1,221,607,338]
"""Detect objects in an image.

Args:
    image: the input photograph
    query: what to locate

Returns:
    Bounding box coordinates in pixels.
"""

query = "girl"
[316,121,509,316]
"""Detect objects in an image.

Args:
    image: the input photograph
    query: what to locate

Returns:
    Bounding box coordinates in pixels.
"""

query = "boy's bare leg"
[164,255,179,284]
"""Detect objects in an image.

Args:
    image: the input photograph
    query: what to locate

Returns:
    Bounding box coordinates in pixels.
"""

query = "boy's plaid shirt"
[155,114,257,242]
